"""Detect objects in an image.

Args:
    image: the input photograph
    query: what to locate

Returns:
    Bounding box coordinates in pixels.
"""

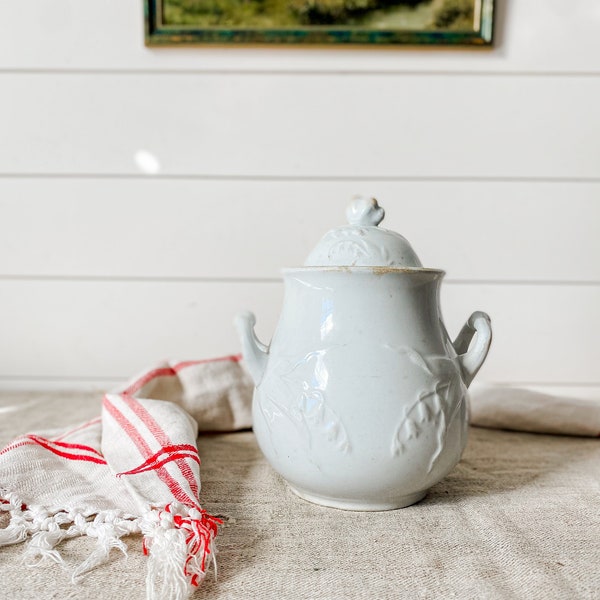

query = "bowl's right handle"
[453,311,492,388]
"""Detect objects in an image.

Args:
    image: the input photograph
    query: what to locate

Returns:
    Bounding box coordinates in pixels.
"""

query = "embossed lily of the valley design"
[387,346,466,473]
[257,350,351,455]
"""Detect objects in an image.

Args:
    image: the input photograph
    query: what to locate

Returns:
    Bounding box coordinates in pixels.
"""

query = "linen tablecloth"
[1,391,599,600]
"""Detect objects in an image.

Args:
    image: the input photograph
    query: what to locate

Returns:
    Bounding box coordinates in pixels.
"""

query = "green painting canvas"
[145,0,494,45]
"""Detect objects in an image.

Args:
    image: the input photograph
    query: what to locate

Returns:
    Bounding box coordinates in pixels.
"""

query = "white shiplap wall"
[1,0,599,395]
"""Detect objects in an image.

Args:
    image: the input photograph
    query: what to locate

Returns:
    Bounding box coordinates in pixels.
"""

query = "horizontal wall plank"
[0,280,596,383]
[1,0,600,73]
[1,74,599,178]
[1,179,599,282]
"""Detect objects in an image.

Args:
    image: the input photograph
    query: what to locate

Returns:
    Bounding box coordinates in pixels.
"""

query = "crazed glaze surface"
[236,199,492,511]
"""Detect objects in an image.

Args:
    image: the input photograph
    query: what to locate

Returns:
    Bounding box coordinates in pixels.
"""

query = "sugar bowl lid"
[304,197,423,268]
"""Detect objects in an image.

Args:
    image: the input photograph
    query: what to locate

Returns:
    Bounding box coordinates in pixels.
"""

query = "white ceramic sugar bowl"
[236,197,492,511]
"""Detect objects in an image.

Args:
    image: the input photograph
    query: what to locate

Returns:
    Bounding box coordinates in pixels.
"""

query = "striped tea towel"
[0,355,253,600]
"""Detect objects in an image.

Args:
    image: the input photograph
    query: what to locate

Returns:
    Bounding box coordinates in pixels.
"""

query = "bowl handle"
[453,311,492,388]
[234,311,269,386]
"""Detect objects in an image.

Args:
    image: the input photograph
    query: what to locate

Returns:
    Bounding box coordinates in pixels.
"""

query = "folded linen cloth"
[469,384,600,437]
[0,355,253,600]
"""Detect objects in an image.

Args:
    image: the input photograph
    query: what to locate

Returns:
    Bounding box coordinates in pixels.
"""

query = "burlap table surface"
[1,392,599,600]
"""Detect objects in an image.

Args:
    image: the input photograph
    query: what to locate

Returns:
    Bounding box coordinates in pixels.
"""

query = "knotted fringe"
[1,494,221,600]
[0,491,138,581]
[140,502,222,600]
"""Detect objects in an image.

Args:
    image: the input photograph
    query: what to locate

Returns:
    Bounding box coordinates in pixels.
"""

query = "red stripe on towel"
[0,435,106,464]
[120,394,200,497]
[103,395,199,508]
[53,417,102,442]
[26,434,104,458]
[15,435,107,465]
[115,354,241,502]
[0,439,36,456]
[115,443,200,476]
[124,367,178,395]
[117,450,200,477]
[124,354,242,396]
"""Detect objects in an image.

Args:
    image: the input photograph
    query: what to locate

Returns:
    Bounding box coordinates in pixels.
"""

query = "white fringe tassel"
[1,494,220,600]
[1,492,139,579]
[140,502,220,600]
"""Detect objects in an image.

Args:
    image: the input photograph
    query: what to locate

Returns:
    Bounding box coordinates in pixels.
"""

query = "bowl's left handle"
[235,311,269,386]
[452,311,492,388]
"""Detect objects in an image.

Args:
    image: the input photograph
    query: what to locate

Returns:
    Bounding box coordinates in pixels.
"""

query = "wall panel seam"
[1,174,599,183]
[1,69,599,78]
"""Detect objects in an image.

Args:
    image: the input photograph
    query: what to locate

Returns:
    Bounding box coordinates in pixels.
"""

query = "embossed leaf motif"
[257,351,351,454]
[298,388,350,453]
[389,347,465,473]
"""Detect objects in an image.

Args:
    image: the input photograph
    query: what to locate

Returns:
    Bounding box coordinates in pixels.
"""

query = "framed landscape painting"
[145,0,494,45]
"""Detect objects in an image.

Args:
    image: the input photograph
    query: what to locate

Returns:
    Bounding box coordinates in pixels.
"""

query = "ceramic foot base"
[288,485,427,511]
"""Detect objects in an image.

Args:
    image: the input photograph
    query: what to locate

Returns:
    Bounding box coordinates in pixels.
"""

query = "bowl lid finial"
[346,196,385,227]
[303,196,423,268]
